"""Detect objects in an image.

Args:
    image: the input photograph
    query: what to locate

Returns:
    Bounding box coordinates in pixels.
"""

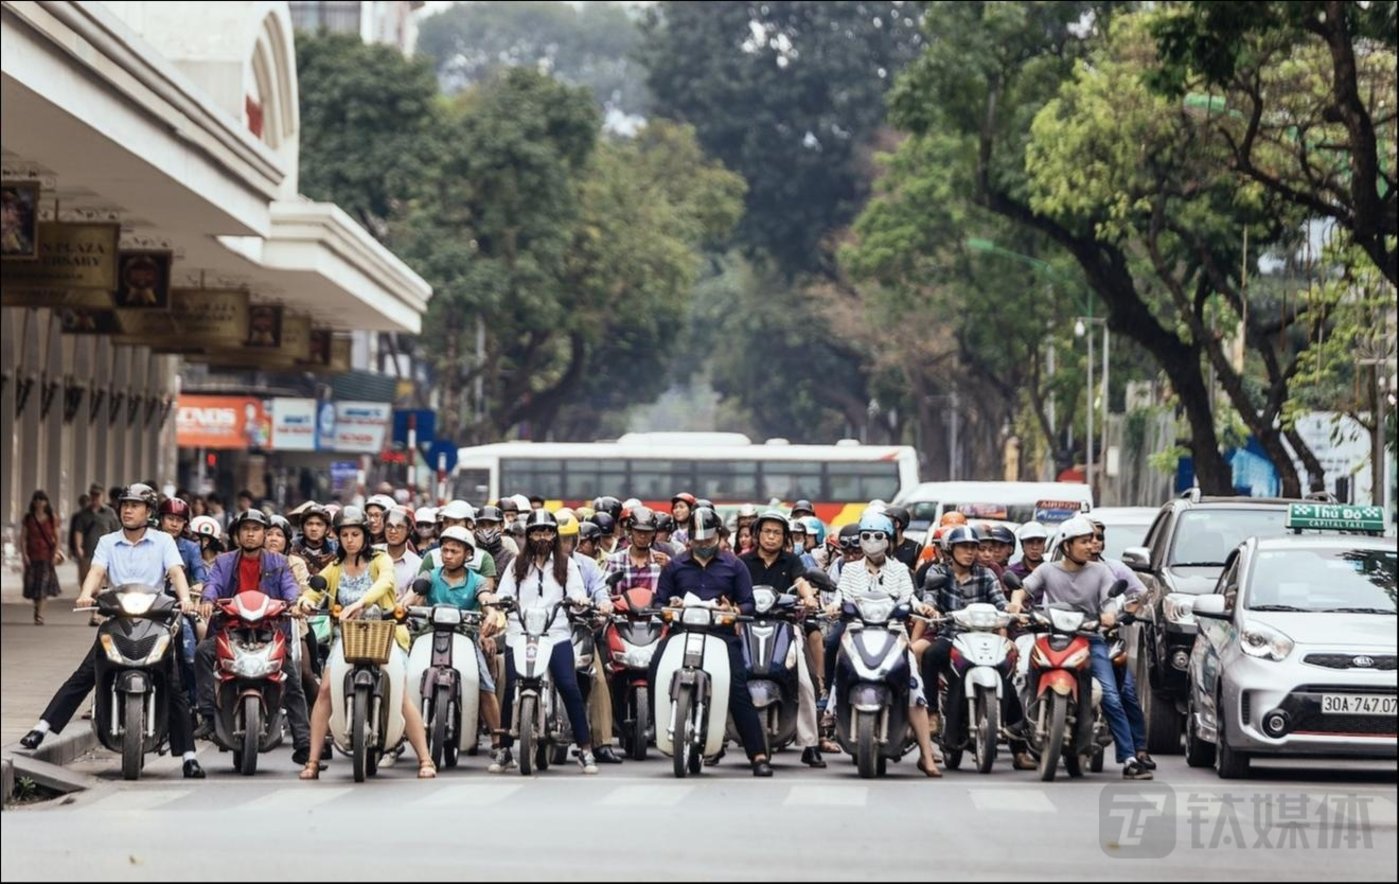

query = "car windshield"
[1245,548,1397,614]
[1100,523,1151,562]
[1168,509,1290,568]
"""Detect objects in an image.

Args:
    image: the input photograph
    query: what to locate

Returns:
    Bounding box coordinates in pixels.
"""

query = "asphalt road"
[3,743,1394,881]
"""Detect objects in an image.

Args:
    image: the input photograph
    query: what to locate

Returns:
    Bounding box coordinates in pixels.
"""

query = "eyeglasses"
[1093,534,1105,541]
[859,531,887,542]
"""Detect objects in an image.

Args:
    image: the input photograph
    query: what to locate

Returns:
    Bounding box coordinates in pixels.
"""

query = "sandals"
[418,761,437,779]
[299,762,320,780]
[917,757,943,778]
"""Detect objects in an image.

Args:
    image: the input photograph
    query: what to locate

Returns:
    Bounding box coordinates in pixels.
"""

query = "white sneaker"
[578,750,598,775]
[487,748,515,774]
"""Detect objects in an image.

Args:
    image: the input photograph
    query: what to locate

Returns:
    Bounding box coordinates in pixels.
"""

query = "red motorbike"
[601,579,667,760]
[212,590,292,776]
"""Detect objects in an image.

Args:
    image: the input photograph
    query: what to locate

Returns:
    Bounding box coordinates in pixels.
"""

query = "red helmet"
[159,497,191,520]
[671,492,697,507]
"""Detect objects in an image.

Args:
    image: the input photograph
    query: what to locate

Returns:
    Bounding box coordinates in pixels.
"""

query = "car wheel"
[1214,692,1250,780]
[1184,690,1215,768]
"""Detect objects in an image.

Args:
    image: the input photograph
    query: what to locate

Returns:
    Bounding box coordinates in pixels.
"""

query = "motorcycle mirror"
[1108,578,1128,598]
[803,569,835,593]
[605,571,625,588]
[412,577,431,596]
[308,575,327,591]
[923,572,949,592]
[1001,572,1023,591]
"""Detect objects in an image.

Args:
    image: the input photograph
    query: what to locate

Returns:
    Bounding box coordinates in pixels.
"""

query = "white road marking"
[598,784,695,806]
[783,785,868,807]
[85,789,191,812]
[243,786,354,811]
[968,787,1056,813]
[415,783,524,807]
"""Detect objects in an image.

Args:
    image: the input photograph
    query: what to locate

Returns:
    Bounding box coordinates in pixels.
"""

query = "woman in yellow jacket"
[296,506,435,779]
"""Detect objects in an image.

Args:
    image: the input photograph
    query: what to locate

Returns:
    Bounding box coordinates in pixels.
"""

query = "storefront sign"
[114,250,172,310]
[116,289,250,345]
[334,401,392,453]
[176,395,271,450]
[1,222,120,304]
[246,304,283,348]
[278,313,312,362]
[270,398,318,451]
[1,180,41,261]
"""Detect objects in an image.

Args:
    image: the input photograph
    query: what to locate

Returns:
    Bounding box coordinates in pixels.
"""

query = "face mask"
[860,538,888,558]
[692,542,718,560]
[475,528,499,546]
[528,538,554,557]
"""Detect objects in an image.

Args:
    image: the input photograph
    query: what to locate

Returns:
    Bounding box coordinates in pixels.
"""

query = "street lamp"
[1075,315,1109,497]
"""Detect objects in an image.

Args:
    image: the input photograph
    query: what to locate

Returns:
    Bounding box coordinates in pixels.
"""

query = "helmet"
[555,507,576,522]
[268,515,293,538]
[592,496,622,521]
[473,505,503,525]
[438,526,475,548]
[507,493,531,514]
[866,499,888,514]
[415,506,438,525]
[737,503,759,519]
[118,483,159,509]
[588,512,615,535]
[1086,516,1105,531]
[671,492,697,507]
[159,497,191,520]
[884,505,911,531]
[858,511,894,536]
[628,506,658,532]
[801,516,827,546]
[694,498,715,510]
[987,525,1016,546]
[365,494,395,513]
[190,515,221,539]
[1057,515,1096,544]
[577,521,603,543]
[233,509,270,530]
[523,509,558,532]
[943,525,982,549]
[622,498,643,511]
[838,523,861,550]
[788,518,808,535]
[1017,521,1050,542]
[754,509,790,537]
[690,507,722,542]
[300,503,330,526]
[383,506,413,529]
[939,511,968,527]
[334,506,369,532]
[930,525,949,547]
[791,499,815,516]
[557,512,581,537]
[574,505,596,520]
[655,512,675,533]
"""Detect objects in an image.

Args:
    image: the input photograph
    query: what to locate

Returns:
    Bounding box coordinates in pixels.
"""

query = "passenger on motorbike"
[670,493,696,546]
[1007,516,1152,780]
[364,493,395,547]
[381,507,423,599]
[1007,521,1049,581]
[160,497,206,708]
[191,515,225,572]
[415,507,438,549]
[292,504,337,575]
[267,515,321,721]
[296,507,437,780]
[825,511,941,777]
[884,506,921,570]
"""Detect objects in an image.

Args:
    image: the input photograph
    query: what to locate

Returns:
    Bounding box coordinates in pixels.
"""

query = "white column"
[111,346,132,483]
[0,308,20,528]
[70,337,96,505]
[92,338,116,490]
[18,309,47,508]
[42,314,68,517]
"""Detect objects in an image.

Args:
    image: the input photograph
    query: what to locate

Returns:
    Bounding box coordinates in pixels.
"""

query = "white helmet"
[438,499,475,522]
[867,499,888,513]
[438,526,476,548]
[365,494,396,513]
[510,493,532,512]
[1057,515,1095,544]
[1017,521,1050,542]
[415,506,438,525]
[190,515,221,539]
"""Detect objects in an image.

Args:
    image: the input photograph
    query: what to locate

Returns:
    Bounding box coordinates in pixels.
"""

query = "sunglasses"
[1093,534,1106,541]
[859,531,887,542]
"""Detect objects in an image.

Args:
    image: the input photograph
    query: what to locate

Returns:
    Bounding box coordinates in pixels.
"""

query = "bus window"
[501,458,565,499]
[453,469,491,503]
[696,461,759,501]
[563,458,626,500]
[629,460,692,500]
[760,461,823,501]
[828,462,900,502]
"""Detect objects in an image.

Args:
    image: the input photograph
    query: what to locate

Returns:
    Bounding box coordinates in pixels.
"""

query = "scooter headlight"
[954,604,1009,631]
[222,645,280,678]
[432,607,464,627]
[1048,608,1086,633]
[118,592,157,616]
[855,596,895,624]
[752,587,777,614]
[682,607,713,627]
[99,632,170,665]
[613,645,657,669]
[1062,647,1090,669]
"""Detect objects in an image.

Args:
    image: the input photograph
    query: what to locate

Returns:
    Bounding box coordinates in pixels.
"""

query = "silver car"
[1186,534,1397,778]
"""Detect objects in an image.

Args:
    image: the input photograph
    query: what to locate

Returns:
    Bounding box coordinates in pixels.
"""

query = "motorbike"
[833,592,919,779]
[405,580,485,770]
[654,600,743,778]
[210,589,292,775]
[934,596,1016,774]
[80,584,182,781]
[498,597,575,775]
[601,575,666,760]
[310,575,409,782]
[729,585,803,758]
[1019,579,1128,782]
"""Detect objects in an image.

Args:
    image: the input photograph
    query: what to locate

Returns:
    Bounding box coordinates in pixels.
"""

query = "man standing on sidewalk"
[71,484,119,625]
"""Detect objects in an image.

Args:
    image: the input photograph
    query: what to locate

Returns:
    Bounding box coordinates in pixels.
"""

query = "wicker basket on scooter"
[340,619,396,665]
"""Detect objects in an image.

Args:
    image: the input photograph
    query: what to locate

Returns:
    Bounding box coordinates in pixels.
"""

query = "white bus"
[452,432,920,526]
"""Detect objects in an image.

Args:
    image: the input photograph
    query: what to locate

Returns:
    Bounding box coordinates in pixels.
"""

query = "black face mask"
[528,538,554,558]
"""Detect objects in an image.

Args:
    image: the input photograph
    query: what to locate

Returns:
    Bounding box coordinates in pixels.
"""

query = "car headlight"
[1239,622,1293,662]
[1162,593,1197,626]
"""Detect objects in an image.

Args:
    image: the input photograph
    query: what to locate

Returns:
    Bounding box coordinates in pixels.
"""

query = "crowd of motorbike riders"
[20,483,1157,782]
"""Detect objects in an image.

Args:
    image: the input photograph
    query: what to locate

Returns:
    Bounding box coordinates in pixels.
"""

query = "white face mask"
[860,538,888,558]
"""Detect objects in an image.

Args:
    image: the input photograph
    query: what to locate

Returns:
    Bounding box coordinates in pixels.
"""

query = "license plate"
[1320,694,1397,716]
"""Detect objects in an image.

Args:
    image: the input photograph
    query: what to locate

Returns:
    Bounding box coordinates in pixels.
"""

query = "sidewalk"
[1,561,99,762]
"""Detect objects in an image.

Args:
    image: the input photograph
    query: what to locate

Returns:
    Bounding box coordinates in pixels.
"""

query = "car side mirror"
[1192,594,1229,620]
[1121,547,1151,573]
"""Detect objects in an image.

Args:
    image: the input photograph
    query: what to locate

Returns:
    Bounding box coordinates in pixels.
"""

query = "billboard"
[176,395,270,450]
[334,401,393,453]
[270,398,318,451]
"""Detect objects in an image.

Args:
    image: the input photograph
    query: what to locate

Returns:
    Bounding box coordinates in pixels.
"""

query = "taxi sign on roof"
[1286,503,1385,534]
[1034,499,1090,525]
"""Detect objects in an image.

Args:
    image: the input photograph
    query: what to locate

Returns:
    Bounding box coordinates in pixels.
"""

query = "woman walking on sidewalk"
[21,489,63,624]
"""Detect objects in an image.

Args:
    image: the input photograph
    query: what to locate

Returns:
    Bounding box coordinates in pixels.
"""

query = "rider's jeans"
[1115,658,1148,753]
[1088,635,1135,764]
[501,640,591,750]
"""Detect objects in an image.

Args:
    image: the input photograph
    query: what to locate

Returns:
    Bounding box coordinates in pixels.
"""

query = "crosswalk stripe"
[243,786,354,811]
[783,785,868,807]
[85,789,191,812]
[598,784,695,806]
[415,783,524,807]
[968,787,1056,814]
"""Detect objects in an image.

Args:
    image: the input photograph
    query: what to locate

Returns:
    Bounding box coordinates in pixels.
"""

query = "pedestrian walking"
[21,490,63,624]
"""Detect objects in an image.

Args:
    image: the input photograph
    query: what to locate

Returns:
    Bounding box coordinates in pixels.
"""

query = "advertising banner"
[333,401,392,453]
[176,395,271,450]
[270,398,318,451]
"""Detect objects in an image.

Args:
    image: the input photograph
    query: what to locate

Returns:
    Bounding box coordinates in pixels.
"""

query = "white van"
[892,481,1094,543]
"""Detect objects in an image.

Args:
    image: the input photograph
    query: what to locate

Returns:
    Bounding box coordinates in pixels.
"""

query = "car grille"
[1302,653,1397,671]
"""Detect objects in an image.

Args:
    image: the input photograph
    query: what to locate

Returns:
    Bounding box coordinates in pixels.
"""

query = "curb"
[3,727,98,769]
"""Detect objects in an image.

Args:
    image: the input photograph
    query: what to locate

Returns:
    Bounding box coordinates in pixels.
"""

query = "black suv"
[1123,492,1301,753]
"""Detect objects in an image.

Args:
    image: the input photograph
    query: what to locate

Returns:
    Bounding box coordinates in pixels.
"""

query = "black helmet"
[791,499,816,517]
[655,512,675,533]
[334,505,369,532]
[838,523,861,550]
[695,498,715,511]
[268,515,293,537]
[577,521,603,542]
[589,512,616,535]
[592,496,622,521]
[118,482,159,509]
[884,505,911,531]
[475,505,504,525]
[754,509,790,537]
[629,506,658,532]
[690,507,722,542]
[523,509,558,532]
[988,525,1016,545]
[233,509,270,531]
[300,503,330,526]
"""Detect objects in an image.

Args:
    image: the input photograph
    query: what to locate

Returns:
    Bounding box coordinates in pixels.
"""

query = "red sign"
[176,395,271,450]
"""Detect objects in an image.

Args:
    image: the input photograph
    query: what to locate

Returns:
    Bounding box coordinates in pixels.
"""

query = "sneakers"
[183,759,206,779]
[1135,752,1157,771]
[801,747,827,768]
[1123,759,1153,780]
[487,748,515,774]
[19,729,45,750]
[593,745,624,764]
[578,750,599,775]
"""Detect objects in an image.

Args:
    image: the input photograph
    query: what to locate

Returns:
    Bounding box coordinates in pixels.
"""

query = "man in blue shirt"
[652,508,772,776]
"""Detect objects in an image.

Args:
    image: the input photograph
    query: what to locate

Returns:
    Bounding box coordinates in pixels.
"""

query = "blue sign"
[315,401,337,452]
[425,440,458,474]
[392,409,436,453]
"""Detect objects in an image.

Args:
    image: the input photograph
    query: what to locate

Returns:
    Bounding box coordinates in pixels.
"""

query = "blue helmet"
[801,516,827,545]
[858,511,894,536]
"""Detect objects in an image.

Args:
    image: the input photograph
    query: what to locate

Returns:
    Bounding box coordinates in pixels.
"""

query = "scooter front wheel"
[1039,692,1066,783]
[430,685,450,770]
[121,692,144,781]
[672,688,693,779]
[351,684,370,783]
[631,686,650,761]
[518,695,538,776]
[974,686,998,774]
[239,694,261,777]
[855,709,879,779]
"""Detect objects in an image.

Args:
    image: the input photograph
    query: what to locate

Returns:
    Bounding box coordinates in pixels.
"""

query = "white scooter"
[654,597,741,779]
[406,591,484,770]
[311,576,408,782]
[499,598,574,775]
